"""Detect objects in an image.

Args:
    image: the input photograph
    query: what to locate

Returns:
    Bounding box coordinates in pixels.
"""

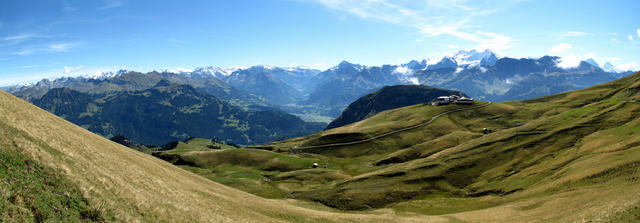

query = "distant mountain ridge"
[4,70,266,107]
[32,84,325,145]
[3,49,635,120]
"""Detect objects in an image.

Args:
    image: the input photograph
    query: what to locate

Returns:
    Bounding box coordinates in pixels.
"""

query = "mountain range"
[32,83,324,145]
[2,52,640,222]
[2,49,635,147]
[4,49,633,120]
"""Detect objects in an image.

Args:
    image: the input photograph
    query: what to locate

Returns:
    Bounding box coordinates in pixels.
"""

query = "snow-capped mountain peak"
[192,66,245,78]
[584,58,600,68]
[447,49,498,67]
[164,67,193,74]
[603,62,621,73]
[330,61,365,72]
[85,69,130,80]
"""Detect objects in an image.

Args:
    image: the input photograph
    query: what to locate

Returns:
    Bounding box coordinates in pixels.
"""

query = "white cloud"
[607,57,622,61]
[449,30,513,52]
[50,43,72,52]
[14,42,84,56]
[3,33,36,42]
[312,0,517,52]
[548,43,572,54]
[61,1,78,12]
[63,65,85,74]
[559,31,589,37]
[16,49,34,56]
[556,54,581,69]
[584,52,596,59]
[49,42,84,52]
[407,77,419,85]
[637,28,640,38]
[629,35,633,41]
[611,38,618,43]
[393,66,412,75]
[618,61,638,71]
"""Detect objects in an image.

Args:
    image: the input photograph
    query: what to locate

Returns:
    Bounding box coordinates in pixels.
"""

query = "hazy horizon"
[1,0,639,86]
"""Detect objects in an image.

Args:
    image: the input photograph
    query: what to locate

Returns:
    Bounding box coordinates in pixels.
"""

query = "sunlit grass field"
[2,72,640,222]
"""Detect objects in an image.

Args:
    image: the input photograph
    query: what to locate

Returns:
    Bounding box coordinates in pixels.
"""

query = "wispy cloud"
[49,42,82,52]
[61,1,78,12]
[629,35,634,41]
[16,49,35,56]
[21,65,38,69]
[63,65,85,74]
[548,43,572,54]
[637,28,640,38]
[311,0,519,52]
[3,33,37,42]
[558,31,589,38]
[99,0,127,10]
[14,42,85,56]
[449,30,513,51]
[607,57,622,61]
[1,33,60,47]
[618,61,638,71]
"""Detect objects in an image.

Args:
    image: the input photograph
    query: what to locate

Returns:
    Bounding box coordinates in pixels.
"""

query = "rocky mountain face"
[220,65,315,105]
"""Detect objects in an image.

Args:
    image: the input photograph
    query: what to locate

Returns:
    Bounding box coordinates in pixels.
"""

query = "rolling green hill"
[255,71,640,221]
[326,85,466,129]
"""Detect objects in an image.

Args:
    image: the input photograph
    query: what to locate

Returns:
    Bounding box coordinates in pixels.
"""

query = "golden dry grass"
[0,90,446,222]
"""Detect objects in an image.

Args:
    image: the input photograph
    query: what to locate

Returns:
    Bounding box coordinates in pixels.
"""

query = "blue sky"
[0,0,639,86]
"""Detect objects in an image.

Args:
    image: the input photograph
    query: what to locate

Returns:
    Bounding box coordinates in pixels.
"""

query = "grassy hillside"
[0,122,106,222]
[325,85,466,130]
[0,90,443,222]
[259,72,640,222]
[3,72,640,222]
[152,139,341,198]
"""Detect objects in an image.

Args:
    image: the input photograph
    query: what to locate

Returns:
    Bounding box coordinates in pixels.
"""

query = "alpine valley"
[2,68,639,222]
[2,50,633,146]
[4,0,640,222]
